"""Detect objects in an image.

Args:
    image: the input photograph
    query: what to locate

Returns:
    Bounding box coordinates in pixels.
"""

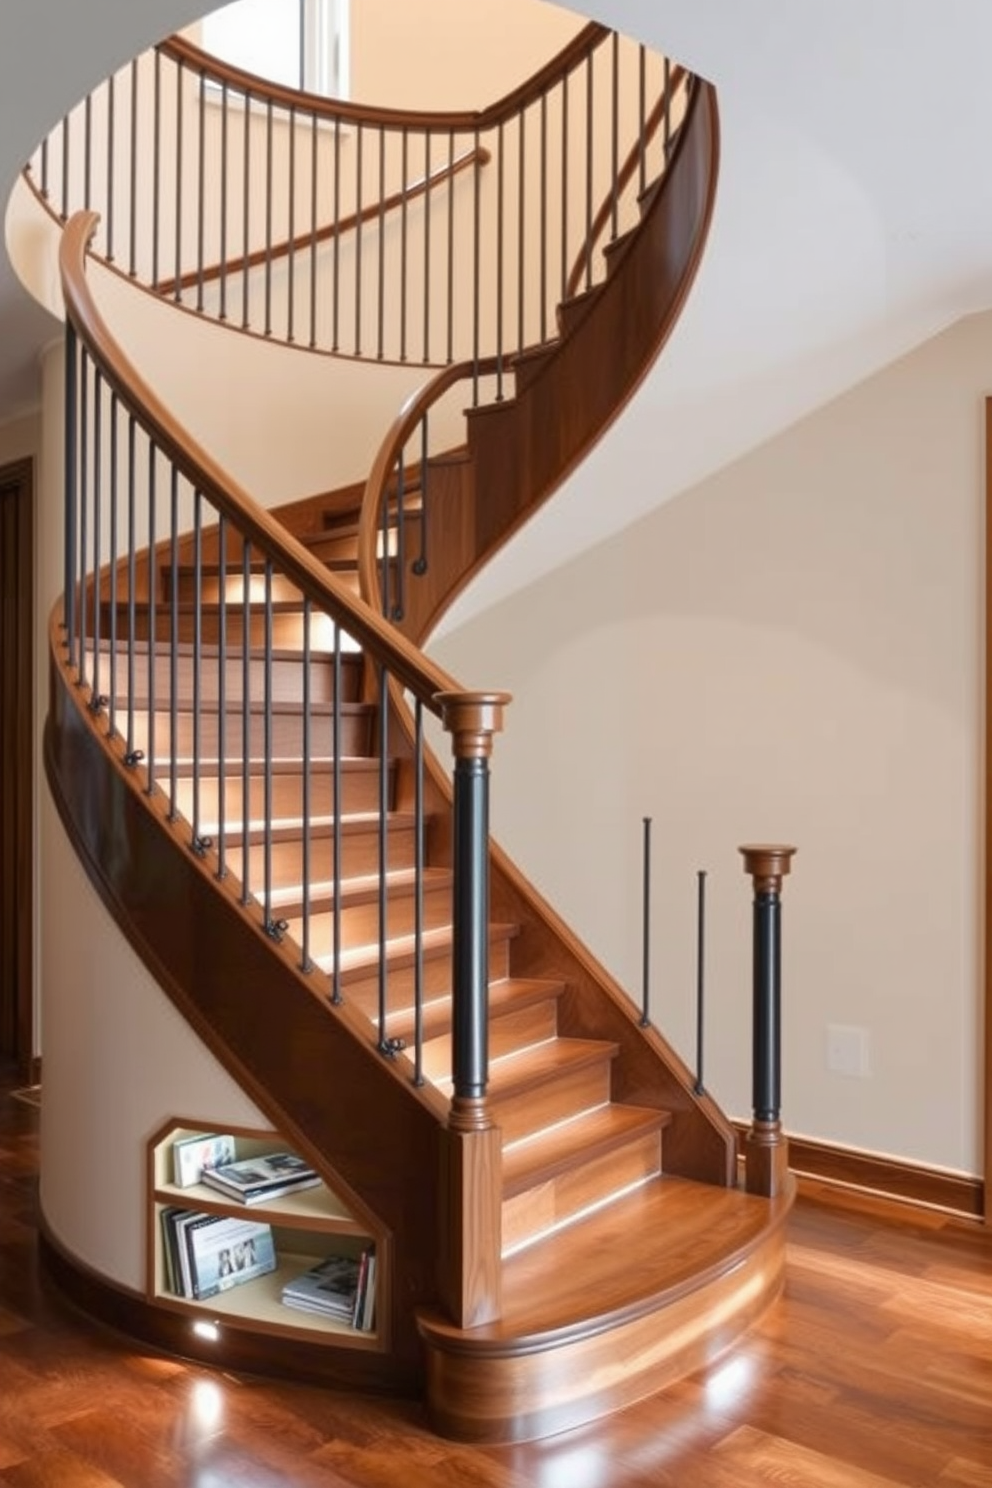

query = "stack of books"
[199,1152,322,1206]
[161,1208,277,1301]
[280,1245,376,1331]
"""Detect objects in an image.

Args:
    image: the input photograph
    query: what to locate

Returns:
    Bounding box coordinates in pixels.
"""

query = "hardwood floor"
[1,1061,990,1486]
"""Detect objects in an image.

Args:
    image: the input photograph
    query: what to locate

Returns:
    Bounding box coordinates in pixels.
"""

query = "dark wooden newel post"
[739,844,796,1198]
[435,689,510,1328]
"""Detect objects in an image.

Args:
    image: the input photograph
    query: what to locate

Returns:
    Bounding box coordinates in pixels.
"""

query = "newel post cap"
[434,690,512,761]
[739,844,797,893]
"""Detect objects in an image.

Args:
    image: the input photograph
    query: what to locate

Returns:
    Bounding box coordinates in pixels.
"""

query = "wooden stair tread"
[323,921,521,981]
[501,1103,669,1198]
[270,865,451,914]
[87,637,361,663]
[213,810,416,843]
[483,1037,618,1102]
[385,975,566,1043]
[423,1176,789,1347]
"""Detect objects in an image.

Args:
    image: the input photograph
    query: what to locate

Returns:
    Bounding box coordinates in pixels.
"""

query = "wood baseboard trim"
[732,1121,984,1219]
[36,1209,419,1395]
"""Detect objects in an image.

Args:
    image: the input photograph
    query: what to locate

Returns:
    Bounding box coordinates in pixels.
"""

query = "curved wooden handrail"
[160,21,609,133]
[154,144,491,300]
[564,66,687,303]
[59,209,465,717]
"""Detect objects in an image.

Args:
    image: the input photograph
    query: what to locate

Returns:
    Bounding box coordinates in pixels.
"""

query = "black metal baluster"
[354,122,363,356]
[174,58,184,301]
[107,391,118,734]
[190,492,207,854]
[262,560,278,937]
[145,446,157,794]
[125,414,138,762]
[380,463,391,620]
[412,412,429,576]
[495,121,504,399]
[585,52,594,291]
[239,539,252,902]
[89,369,103,711]
[392,453,405,622]
[287,105,296,342]
[219,82,229,319]
[472,127,481,399]
[422,131,431,363]
[446,129,455,365]
[377,665,395,1056]
[610,32,619,243]
[129,59,138,278]
[106,71,116,262]
[309,112,319,349]
[152,52,161,287]
[63,323,77,665]
[330,620,342,1003]
[216,513,228,878]
[300,599,313,971]
[376,127,386,360]
[196,69,206,312]
[78,351,89,690]
[264,99,274,335]
[694,869,707,1094]
[332,117,341,351]
[560,73,568,302]
[413,697,425,1085]
[400,127,409,362]
[168,466,179,816]
[242,87,252,328]
[517,109,525,354]
[540,90,548,342]
[638,45,647,198]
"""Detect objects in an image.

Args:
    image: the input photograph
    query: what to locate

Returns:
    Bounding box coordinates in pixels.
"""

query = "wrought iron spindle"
[89,369,102,711]
[190,492,205,851]
[560,73,569,302]
[239,538,252,903]
[107,391,118,733]
[174,58,184,301]
[446,130,455,365]
[422,132,431,363]
[496,121,504,399]
[129,59,138,278]
[216,513,228,878]
[400,128,409,362]
[413,698,425,1085]
[332,118,341,352]
[78,350,89,689]
[219,82,229,320]
[152,50,161,287]
[694,869,706,1093]
[125,414,137,758]
[641,815,651,1026]
[168,465,179,815]
[309,112,319,349]
[585,53,594,291]
[330,620,343,1003]
[517,109,525,354]
[610,33,619,242]
[377,665,393,1056]
[354,122,364,356]
[64,323,78,663]
[241,88,251,328]
[300,598,312,971]
[638,45,647,198]
[196,70,206,312]
[84,94,92,212]
[393,453,405,622]
[106,71,115,262]
[145,447,157,794]
[262,559,276,936]
[60,113,69,223]
[264,100,274,336]
[376,126,386,360]
[540,90,548,343]
[473,127,481,400]
[287,105,296,342]
[412,412,429,576]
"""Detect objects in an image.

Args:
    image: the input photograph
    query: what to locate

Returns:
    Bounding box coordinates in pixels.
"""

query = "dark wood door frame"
[0,458,34,1078]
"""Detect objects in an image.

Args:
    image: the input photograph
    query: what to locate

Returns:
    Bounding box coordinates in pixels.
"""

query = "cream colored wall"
[432,308,989,1177]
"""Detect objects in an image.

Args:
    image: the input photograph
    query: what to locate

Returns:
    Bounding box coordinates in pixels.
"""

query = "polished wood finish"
[739,843,797,893]
[418,1175,794,1442]
[437,1120,502,1329]
[9,1069,990,1480]
[732,1117,984,1217]
[0,459,34,1077]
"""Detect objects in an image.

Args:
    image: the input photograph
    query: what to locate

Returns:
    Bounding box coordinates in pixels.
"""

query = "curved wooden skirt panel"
[417,1176,794,1443]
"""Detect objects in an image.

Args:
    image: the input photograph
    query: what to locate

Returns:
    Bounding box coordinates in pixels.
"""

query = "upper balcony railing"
[26,23,685,375]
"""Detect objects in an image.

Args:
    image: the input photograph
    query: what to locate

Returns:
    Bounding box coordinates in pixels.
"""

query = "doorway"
[0,458,34,1077]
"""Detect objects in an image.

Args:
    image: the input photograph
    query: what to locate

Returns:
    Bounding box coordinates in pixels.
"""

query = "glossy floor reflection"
[1,1063,990,1486]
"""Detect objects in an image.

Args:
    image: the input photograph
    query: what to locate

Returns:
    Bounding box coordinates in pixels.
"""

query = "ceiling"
[5,0,992,611]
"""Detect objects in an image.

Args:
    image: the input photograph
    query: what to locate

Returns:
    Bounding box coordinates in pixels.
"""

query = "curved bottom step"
[417,1173,794,1443]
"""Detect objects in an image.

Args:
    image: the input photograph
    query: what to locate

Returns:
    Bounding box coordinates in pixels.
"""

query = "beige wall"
[433,308,989,1176]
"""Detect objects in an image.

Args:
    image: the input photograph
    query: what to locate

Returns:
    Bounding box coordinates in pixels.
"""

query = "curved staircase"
[32,17,793,1443]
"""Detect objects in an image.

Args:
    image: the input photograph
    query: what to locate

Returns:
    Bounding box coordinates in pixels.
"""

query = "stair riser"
[342,936,512,1006]
[501,1128,663,1256]
[420,998,559,1085]
[285,882,452,951]
[225,825,417,889]
[138,708,374,762]
[490,1060,613,1147]
[167,766,391,824]
[87,647,362,705]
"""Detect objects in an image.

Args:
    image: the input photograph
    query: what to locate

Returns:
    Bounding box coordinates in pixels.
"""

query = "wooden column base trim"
[731,1120,984,1220]
[37,1210,420,1396]
[417,1180,794,1444]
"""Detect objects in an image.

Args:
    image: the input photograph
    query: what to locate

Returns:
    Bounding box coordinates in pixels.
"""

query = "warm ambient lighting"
[192,1319,221,1342]
[190,1379,225,1431]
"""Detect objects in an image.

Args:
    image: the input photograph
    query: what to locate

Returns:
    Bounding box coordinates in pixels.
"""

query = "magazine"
[185,1214,277,1300]
[200,1152,321,1205]
[172,1131,236,1188]
[280,1254,360,1318]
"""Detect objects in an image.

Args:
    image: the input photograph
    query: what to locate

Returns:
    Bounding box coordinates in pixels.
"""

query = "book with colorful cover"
[200,1151,321,1204]
[172,1131,236,1188]
[185,1214,277,1301]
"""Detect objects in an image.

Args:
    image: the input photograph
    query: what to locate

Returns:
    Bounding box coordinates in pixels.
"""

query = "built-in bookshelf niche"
[147,1118,384,1347]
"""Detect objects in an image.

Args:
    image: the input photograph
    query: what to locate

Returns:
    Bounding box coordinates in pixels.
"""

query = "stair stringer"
[44,605,450,1391]
[363,79,733,1184]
